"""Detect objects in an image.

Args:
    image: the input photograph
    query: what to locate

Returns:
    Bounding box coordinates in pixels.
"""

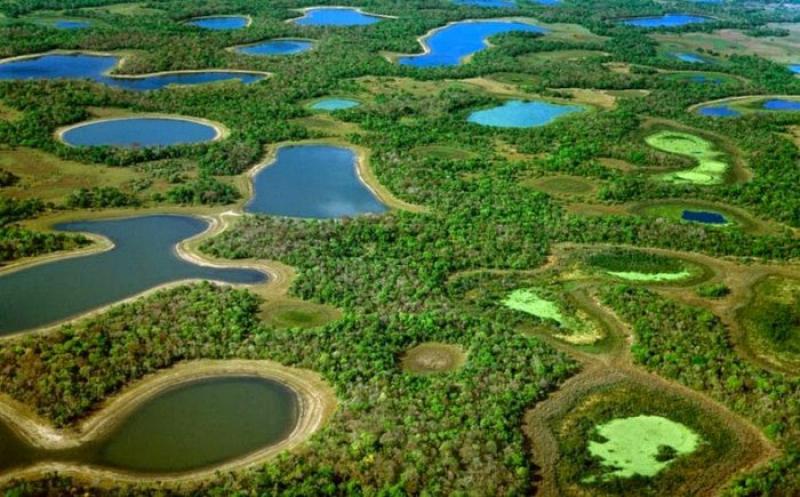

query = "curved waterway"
[622,13,710,28]
[61,117,220,148]
[0,215,265,335]
[246,145,387,218]
[0,53,264,90]
[398,20,546,67]
[0,376,299,475]
[234,39,313,56]
[186,15,249,30]
[292,7,384,26]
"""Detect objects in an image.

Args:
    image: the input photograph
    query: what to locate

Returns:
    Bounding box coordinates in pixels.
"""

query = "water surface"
[235,39,313,56]
[0,376,299,475]
[399,20,545,67]
[0,53,264,90]
[186,16,249,30]
[623,14,709,28]
[689,74,722,84]
[246,145,387,218]
[0,215,265,334]
[673,52,705,63]
[54,20,90,29]
[62,117,218,148]
[762,99,800,111]
[453,0,515,8]
[293,7,383,26]
[310,98,360,111]
[681,210,727,224]
[697,105,739,117]
[468,99,582,128]
[788,64,800,74]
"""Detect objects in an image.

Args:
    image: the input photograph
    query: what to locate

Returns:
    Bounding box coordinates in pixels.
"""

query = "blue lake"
[0,54,264,90]
[453,0,515,7]
[0,215,265,334]
[54,20,90,29]
[697,105,740,117]
[310,98,360,111]
[762,99,800,111]
[186,16,249,30]
[788,65,800,74]
[682,210,727,225]
[246,145,387,218]
[293,7,383,27]
[689,75,722,84]
[673,52,705,63]
[623,14,710,28]
[467,99,582,128]
[61,117,219,148]
[235,39,313,56]
[398,20,546,67]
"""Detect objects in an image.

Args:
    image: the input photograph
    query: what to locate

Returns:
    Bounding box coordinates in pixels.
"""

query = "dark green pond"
[0,215,265,335]
[0,376,300,474]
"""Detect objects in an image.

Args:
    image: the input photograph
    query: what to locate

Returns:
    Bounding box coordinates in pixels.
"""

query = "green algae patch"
[606,270,692,282]
[504,289,567,326]
[588,415,701,480]
[503,288,603,344]
[645,131,729,185]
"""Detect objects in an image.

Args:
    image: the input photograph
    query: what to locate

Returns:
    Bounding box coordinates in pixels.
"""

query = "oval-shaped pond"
[235,39,313,56]
[0,215,265,334]
[0,376,300,475]
[0,53,264,90]
[54,20,91,29]
[622,13,710,28]
[681,209,728,225]
[60,117,220,148]
[468,99,583,128]
[246,145,387,218]
[399,20,546,67]
[186,15,249,30]
[673,52,705,64]
[310,98,360,111]
[292,7,384,26]
[697,105,740,117]
[762,99,800,111]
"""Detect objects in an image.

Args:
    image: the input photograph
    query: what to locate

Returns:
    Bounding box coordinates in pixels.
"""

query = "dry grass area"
[0,102,22,122]
[524,175,598,197]
[290,115,362,137]
[259,299,341,329]
[401,342,466,374]
[652,26,800,64]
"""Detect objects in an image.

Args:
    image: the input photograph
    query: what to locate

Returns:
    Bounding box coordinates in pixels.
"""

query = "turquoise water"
[789,65,800,74]
[467,99,582,128]
[54,20,90,29]
[246,145,387,218]
[235,39,313,56]
[697,105,739,117]
[762,99,800,111]
[0,376,299,475]
[311,98,360,111]
[399,20,545,67]
[0,53,264,90]
[293,7,383,26]
[673,53,705,63]
[623,14,709,28]
[0,215,265,334]
[61,117,218,148]
[187,16,249,30]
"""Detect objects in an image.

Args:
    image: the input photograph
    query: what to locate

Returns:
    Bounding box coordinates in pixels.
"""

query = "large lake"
[292,7,384,26]
[398,20,545,67]
[235,39,313,56]
[468,99,583,128]
[622,14,710,28]
[61,117,219,148]
[0,215,265,334]
[0,53,264,90]
[0,376,299,475]
[246,145,387,218]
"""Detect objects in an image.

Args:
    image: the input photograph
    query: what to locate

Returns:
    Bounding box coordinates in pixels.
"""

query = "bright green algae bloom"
[606,270,692,282]
[503,289,567,326]
[645,131,729,185]
[588,415,701,480]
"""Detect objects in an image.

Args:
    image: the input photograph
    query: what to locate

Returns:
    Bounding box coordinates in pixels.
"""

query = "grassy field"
[79,2,165,16]
[259,299,342,329]
[634,200,780,235]
[653,26,800,65]
[644,131,729,185]
[504,287,603,344]
[519,49,610,64]
[0,102,22,122]
[290,115,362,138]
[525,175,598,197]
[401,342,466,374]
[411,144,477,160]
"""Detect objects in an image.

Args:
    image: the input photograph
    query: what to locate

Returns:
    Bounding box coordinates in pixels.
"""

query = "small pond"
[762,99,800,111]
[186,15,249,30]
[673,52,705,63]
[788,64,800,74]
[235,39,313,56]
[0,215,265,334]
[61,117,220,148]
[54,20,91,29]
[467,99,582,128]
[622,14,710,28]
[697,105,740,117]
[0,53,264,90]
[310,98,360,111]
[681,209,728,225]
[689,74,722,84]
[0,376,300,475]
[398,20,545,67]
[292,7,384,27]
[452,0,516,7]
[246,144,387,218]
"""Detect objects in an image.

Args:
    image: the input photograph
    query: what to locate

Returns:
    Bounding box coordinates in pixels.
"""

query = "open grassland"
[653,26,800,64]
[80,2,165,16]
[400,342,466,374]
[519,49,610,63]
[525,175,598,197]
[645,131,729,185]
[0,102,22,122]
[289,115,362,137]
[259,299,342,330]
